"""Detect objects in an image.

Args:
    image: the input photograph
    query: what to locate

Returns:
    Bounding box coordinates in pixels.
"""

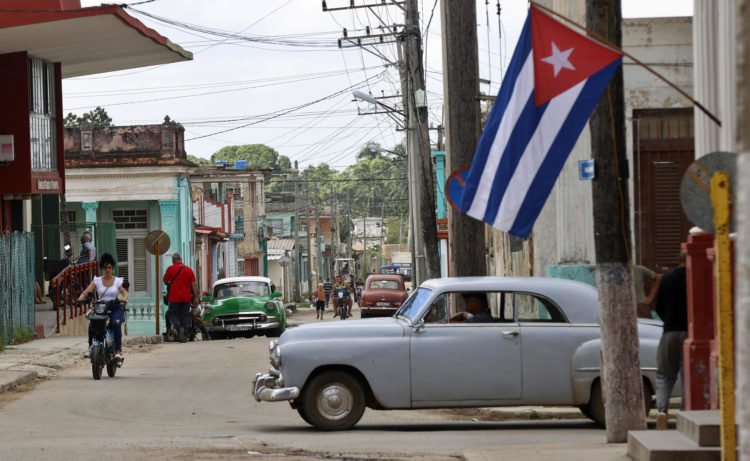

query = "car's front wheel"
[301,370,365,431]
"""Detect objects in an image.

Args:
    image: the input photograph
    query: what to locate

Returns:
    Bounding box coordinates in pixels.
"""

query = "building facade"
[64,118,195,334]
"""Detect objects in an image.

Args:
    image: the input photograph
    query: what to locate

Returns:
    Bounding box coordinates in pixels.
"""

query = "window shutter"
[133,237,148,292]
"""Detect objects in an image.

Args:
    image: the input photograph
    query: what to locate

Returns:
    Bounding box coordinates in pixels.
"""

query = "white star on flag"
[540,41,575,77]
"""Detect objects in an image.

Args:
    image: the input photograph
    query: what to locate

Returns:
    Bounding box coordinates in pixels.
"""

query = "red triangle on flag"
[531,6,622,106]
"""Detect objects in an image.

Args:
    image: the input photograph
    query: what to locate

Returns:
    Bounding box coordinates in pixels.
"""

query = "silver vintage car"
[253,276,665,430]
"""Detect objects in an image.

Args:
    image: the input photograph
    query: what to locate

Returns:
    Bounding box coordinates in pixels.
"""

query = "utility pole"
[305,187,313,300]
[380,204,385,269]
[404,0,440,284]
[363,214,368,277]
[398,213,403,247]
[315,194,322,283]
[293,172,300,302]
[440,0,486,278]
[330,183,336,280]
[586,0,645,442]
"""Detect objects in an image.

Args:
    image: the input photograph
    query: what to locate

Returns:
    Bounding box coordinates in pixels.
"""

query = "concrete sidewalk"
[464,442,631,461]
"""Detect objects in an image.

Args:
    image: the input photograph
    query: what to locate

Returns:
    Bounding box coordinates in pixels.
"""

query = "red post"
[682,232,715,410]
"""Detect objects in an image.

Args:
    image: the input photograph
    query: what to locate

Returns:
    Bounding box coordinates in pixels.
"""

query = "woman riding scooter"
[77,253,128,361]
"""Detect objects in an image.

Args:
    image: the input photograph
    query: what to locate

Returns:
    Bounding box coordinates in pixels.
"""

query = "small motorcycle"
[336,290,349,320]
[87,299,127,380]
[164,301,212,342]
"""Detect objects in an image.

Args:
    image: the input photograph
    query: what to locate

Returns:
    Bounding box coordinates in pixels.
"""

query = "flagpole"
[529,0,722,127]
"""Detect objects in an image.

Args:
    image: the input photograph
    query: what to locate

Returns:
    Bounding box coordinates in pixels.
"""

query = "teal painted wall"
[546,264,597,287]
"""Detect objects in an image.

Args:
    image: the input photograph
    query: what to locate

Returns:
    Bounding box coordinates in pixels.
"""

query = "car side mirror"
[413,318,425,333]
[271,291,282,299]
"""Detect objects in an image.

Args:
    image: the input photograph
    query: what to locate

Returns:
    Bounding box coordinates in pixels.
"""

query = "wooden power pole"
[293,172,300,302]
[440,0,486,278]
[404,0,440,284]
[586,0,646,441]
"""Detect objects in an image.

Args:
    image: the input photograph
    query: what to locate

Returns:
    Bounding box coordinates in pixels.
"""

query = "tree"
[211,144,282,169]
[187,155,210,165]
[63,106,113,128]
[279,155,292,169]
[587,0,646,441]
[384,216,406,244]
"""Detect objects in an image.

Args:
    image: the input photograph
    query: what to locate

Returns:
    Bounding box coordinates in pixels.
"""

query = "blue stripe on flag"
[481,95,549,225]
[460,15,532,210]
[507,58,622,237]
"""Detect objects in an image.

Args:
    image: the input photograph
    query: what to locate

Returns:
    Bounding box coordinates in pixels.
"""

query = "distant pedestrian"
[634,264,661,318]
[163,253,198,342]
[654,252,687,430]
[76,231,96,264]
[314,283,326,320]
[323,279,333,307]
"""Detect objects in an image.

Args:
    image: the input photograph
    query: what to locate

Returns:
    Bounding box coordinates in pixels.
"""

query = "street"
[0,307,609,460]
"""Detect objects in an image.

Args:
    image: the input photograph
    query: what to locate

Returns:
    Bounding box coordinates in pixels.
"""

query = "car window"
[369,280,400,290]
[514,293,566,322]
[214,284,236,299]
[214,281,270,298]
[238,281,269,296]
[490,292,514,322]
[395,287,432,322]
[424,294,450,323]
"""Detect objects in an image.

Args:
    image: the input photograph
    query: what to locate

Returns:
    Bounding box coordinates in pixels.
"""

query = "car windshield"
[214,281,269,299]
[368,280,400,290]
[394,287,432,322]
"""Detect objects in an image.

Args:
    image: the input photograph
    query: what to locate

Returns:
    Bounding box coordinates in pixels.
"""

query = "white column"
[693,0,721,158]
[735,0,750,457]
[718,0,738,153]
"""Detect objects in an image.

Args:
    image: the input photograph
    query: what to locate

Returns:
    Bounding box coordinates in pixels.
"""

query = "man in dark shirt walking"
[323,279,333,308]
[654,253,688,430]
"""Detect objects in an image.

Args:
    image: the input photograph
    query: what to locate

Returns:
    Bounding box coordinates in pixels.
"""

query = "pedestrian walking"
[163,253,198,342]
[323,278,333,307]
[654,252,687,430]
[633,264,661,318]
[314,283,326,320]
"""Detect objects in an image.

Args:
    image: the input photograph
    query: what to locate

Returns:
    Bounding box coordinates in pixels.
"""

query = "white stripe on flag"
[494,79,587,231]
[466,53,535,219]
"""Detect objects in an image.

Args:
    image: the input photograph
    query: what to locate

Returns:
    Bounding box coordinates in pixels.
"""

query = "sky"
[68,0,693,170]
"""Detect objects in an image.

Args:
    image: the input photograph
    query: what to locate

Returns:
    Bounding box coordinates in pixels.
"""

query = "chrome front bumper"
[252,370,299,402]
[207,320,280,332]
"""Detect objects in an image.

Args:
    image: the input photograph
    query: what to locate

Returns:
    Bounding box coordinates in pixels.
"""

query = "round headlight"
[265,301,276,311]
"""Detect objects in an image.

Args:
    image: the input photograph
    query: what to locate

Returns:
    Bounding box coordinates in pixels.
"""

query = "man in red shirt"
[163,253,198,342]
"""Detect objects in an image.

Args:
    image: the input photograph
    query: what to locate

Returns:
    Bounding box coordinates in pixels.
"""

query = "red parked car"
[359,274,408,318]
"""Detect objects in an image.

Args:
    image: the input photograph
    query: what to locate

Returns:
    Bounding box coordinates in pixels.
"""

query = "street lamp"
[352,91,405,129]
[367,143,406,159]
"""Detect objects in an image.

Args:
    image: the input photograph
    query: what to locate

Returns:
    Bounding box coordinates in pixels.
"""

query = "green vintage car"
[203,276,286,338]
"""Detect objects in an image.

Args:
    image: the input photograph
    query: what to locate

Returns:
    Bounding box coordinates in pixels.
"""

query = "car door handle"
[502,330,519,338]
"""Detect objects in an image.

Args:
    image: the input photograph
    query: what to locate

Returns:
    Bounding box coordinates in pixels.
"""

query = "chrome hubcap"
[317,384,353,420]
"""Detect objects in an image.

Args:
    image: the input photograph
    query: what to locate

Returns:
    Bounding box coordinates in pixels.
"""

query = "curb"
[123,335,163,346]
[0,371,38,394]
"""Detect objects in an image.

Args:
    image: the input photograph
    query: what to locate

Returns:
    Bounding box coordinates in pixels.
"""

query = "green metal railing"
[0,232,35,345]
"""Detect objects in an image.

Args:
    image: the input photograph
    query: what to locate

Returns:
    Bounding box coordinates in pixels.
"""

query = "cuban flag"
[459,6,622,238]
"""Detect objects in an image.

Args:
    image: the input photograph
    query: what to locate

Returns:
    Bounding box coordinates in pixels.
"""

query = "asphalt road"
[0,306,608,460]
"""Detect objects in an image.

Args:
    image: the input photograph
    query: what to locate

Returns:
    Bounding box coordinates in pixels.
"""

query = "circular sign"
[144,230,170,255]
[446,167,471,212]
[680,151,737,234]
[278,255,291,266]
